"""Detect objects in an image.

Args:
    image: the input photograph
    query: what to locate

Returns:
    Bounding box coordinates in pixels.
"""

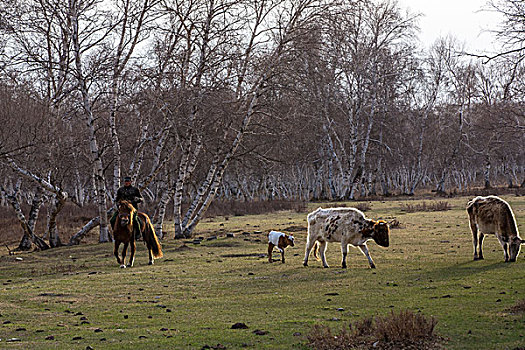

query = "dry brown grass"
[205,199,307,217]
[400,201,451,213]
[0,203,100,246]
[354,202,372,212]
[0,199,307,248]
[307,310,440,350]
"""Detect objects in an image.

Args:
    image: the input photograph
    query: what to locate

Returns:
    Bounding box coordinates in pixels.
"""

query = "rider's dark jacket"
[115,185,143,209]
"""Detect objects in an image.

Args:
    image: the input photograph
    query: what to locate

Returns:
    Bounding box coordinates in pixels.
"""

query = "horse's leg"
[127,240,135,267]
[148,246,154,265]
[142,226,153,265]
[114,241,122,265]
[120,242,128,268]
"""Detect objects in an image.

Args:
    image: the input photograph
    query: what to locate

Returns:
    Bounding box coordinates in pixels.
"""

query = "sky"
[397,0,504,54]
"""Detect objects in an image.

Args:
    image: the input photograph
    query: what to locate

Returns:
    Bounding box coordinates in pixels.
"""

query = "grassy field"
[0,196,524,349]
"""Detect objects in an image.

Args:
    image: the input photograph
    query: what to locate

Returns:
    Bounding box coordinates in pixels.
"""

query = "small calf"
[268,231,295,263]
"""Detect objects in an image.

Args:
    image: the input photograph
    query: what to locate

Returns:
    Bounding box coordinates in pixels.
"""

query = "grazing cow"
[268,231,295,263]
[303,207,390,268]
[466,195,524,262]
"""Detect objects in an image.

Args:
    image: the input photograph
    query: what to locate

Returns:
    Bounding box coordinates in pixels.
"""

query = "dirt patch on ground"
[206,240,242,248]
[508,299,525,314]
[221,253,265,258]
[282,225,307,233]
[171,244,193,252]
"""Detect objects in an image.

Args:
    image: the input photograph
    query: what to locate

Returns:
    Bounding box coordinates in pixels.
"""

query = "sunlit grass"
[0,196,524,349]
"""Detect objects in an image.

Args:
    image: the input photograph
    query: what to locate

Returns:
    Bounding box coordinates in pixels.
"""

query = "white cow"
[303,207,390,268]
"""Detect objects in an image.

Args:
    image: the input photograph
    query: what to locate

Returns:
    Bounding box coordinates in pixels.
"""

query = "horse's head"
[117,200,136,227]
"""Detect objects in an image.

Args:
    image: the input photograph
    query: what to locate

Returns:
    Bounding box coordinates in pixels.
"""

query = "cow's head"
[372,220,390,247]
[508,237,525,262]
[283,234,295,247]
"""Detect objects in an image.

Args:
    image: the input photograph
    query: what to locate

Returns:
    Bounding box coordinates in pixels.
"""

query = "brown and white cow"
[267,230,295,263]
[467,195,524,262]
[303,207,390,268]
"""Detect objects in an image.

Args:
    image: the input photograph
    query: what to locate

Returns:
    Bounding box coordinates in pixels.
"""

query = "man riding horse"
[110,176,143,239]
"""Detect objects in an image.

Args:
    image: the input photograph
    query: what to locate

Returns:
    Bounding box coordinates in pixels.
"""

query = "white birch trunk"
[68,207,115,245]
[109,0,151,194]
[484,158,491,189]
[154,191,173,239]
[17,186,45,251]
[0,185,50,250]
[46,194,65,247]
[180,152,220,233]
[183,87,263,237]
[70,1,109,242]
[173,134,202,237]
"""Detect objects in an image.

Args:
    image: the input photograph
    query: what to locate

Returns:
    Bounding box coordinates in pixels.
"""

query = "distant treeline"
[0,0,523,248]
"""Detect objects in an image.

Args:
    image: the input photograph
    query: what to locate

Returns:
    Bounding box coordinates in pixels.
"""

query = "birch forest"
[0,0,524,247]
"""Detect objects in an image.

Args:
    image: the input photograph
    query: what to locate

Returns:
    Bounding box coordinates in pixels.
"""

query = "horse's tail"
[138,213,163,259]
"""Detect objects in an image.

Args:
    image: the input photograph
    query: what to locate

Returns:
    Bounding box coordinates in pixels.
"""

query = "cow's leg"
[268,243,274,263]
[303,238,316,266]
[477,233,485,260]
[120,242,128,268]
[470,218,482,260]
[341,242,348,268]
[497,235,510,262]
[358,244,376,269]
[281,248,285,264]
[114,241,122,265]
[127,240,135,267]
[319,241,329,268]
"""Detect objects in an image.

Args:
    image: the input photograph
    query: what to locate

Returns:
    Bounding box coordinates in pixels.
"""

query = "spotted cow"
[303,207,390,268]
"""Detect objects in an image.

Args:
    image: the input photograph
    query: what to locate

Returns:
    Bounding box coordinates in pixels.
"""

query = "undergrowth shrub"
[307,309,440,350]
[401,201,451,213]
[374,310,437,343]
[204,200,307,218]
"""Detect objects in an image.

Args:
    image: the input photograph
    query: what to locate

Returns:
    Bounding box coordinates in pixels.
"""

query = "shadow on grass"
[423,260,510,281]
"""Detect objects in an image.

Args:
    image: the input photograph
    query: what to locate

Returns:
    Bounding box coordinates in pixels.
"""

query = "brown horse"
[113,200,163,268]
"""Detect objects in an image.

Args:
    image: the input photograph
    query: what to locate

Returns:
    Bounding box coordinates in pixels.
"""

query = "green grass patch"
[0,196,524,349]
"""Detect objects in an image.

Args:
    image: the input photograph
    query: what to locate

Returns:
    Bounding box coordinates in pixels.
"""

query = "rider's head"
[124,176,132,186]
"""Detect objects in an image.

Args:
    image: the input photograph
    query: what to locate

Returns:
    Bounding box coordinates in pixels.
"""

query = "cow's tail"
[312,242,320,261]
[466,198,476,215]
[307,207,322,226]
[307,208,322,261]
